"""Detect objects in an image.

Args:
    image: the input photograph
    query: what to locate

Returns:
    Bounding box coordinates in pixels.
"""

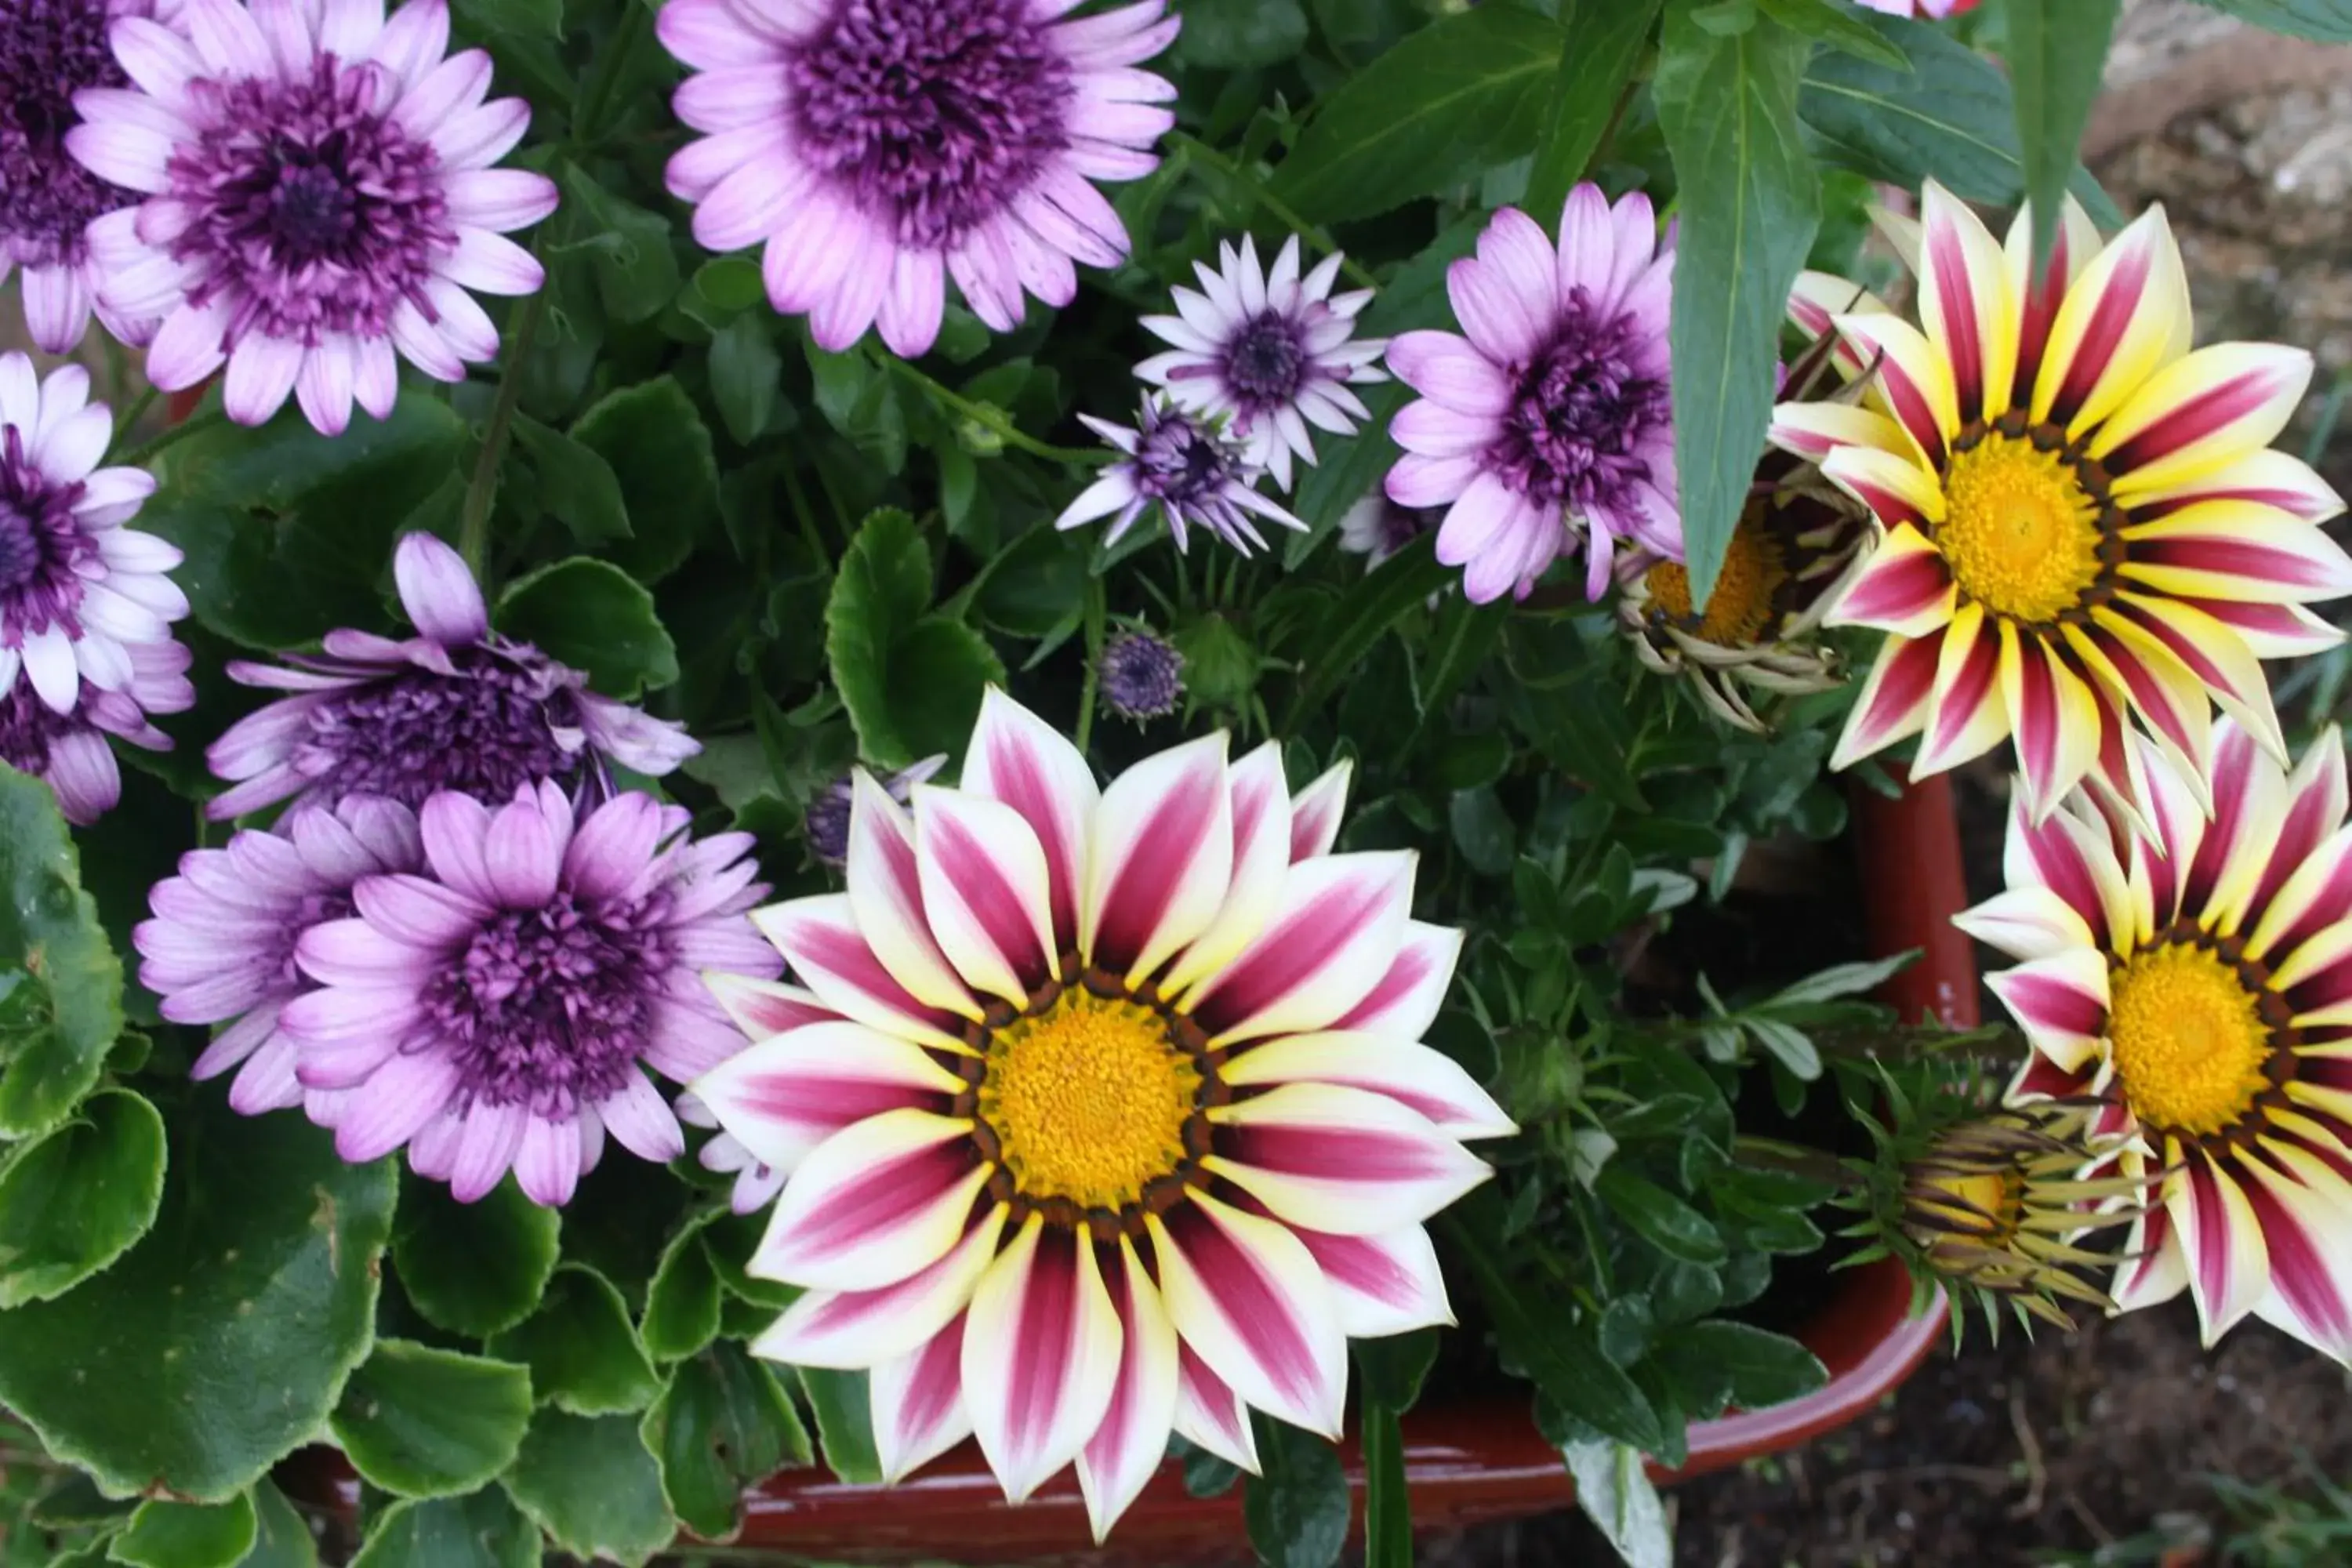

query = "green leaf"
[2190,0,2352,38]
[1174,0,1309,67]
[826,509,1004,768]
[555,165,681,325]
[501,1412,673,1568]
[570,377,719,585]
[1675,1320,1827,1407]
[1354,1329,1439,1412]
[881,618,1006,764]
[1362,1397,1407,1568]
[1561,1439,1671,1568]
[510,415,631,547]
[0,764,123,1139]
[1243,1416,1349,1568]
[2002,0,2122,263]
[458,0,561,40]
[486,1264,662,1417]
[0,1087,164,1307]
[1283,533,1449,729]
[708,318,784,445]
[0,1097,394,1501]
[235,1483,317,1568]
[1596,1167,1727,1265]
[796,1368,882,1485]
[692,257,765,314]
[1753,0,1906,69]
[329,1340,534,1501]
[495,557,680,699]
[110,1496,256,1568]
[641,1343,812,1541]
[350,1490,538,1568]
[1269,6,1567,224]
[1797,14,2122,224]
[1524,0,1661,220]
[1763,952,1911,1005]
[390,1173,561,1340]
[1657,0,1820,605]
[640,1216,724,1363]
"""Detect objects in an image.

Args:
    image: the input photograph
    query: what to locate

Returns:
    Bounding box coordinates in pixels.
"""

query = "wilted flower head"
[281,782,782,1205]
[207,533,695,822]
[1336,492,1433,571]
[1,635,190,822]
[68,0,560,434]
[805,753,947,870]
[658,0,1178,356]
[1055,394,1304,557]
[1385,182,1675,604]
[1098,627,1183,721]
[1136,234,1385,492]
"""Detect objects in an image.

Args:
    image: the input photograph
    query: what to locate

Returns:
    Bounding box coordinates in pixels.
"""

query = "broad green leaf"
[880,618,1006,764]
[31,1473,136,1529]
[2188,0,2352,41]
[796,1367,882,1484]
[1675,1320,1827,1407]
[328,1340,535,1500]
[110,1496,256,1568]
[570,377,719,585]
[1562,1439,1671,1568]
[708,318,784,445]
[1243,1415,1349,1568]
[495,557,681,699]
[0,1097,394,1501]
[555,165,681,325]
[501,1412,673,1568]
[1283,534,1450,728]
[1596,1167,1727,1265]
[350,1490,538,1568]
[701,1210,802,1311]
[692,257,764,314]
[640,1215,724,1363]
[0,765,123,1139]
[1174,0,1309,67]
[1269,6,1567,224]
[0,1087,163,1306]
[235,1483,317,1568]
[509,415,630,547]
[1657,0,1820,605]
[2002,0,2122,263]
[458,0,561,40]
[1524,0,1662,220]
[826,509,1004,768]
[390,1173,561,1340]
[486,1264,662,1417]
[641,1342,812,1541]
[1754,0,1906,70]
[1362,1397,1408,1568]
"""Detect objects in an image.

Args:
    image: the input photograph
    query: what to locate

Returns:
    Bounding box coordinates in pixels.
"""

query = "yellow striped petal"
[2031,205,2192,437]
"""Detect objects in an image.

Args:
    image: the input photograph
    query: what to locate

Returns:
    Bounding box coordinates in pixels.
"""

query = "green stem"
[111,384,161,446]
[572,0,650,147]
[458,288,548,586]
[1167,132,1381,292]
[1074,576,1108,754]
[879,356,1106,465]
[118,408,226,468]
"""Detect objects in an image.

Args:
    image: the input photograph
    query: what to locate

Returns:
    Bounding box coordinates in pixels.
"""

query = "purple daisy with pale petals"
[67,0,559,435]
[1385,183,1677,604]
[136,794,421,1115]
[2,634,191,822]
[657,0,1178,357]
[1054,394,1304,557]
[281,782,783,1206]
[1136,234,1385,493]
[207,532,695,822]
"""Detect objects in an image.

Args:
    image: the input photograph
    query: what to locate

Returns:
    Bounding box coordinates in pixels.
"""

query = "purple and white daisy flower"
[675,1089,786,1213]
[207,532,695,822]
[2,634,191,822]
[1054,394,1304,557]
[0,354,187,713]
[1385,183,1677,604]
[804,752,946,870]
[0,0,167,353]
[66,0,560,435]
[136,794,422,1114]
[1136,234,1385,492]
[1336,490,1434,571]
[281,782,783,1206]
[656,0,1179,357]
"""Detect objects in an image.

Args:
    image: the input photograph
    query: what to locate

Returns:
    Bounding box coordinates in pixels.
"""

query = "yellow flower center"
[2105,942,2276,1138]
[1913,1170,2024,1242]
[1936,433,2106,623]
[1644,512,1788,645]
[978,986,1203,1210]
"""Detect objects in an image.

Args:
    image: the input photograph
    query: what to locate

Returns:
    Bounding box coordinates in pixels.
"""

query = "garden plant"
[0,0,2347,1563]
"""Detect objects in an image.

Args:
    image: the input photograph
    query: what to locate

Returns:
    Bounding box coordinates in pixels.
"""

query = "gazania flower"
[136,794,422,1114]
[0,635,190,822]
[1772,183,2351,824]
[0,355,187,713]
[656,0,1178,357]
[1056,394,1304,557]
[281,782,782,1205]
[1097,627,1183,722]
[0,0,163,352]
[1969,721,2352,1363]
[1135,235,1385,492]
[1385,182,1676,604]
[207,533,694,821]
[691,691,1510,1539]
[68,0,559,435]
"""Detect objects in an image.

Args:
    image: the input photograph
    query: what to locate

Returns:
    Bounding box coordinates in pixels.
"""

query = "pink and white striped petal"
[2094,343,2314,502]
[703,974,844,1041]
[2063,618,2215,811]
[1172,1338,1258,1474]
[1830,634,1942,771]
[1076,1240,1181,1544]
[1911,604,2011,779]
[1823,524,1956,638]
[2180,720,2292,937]
[1206,1083,1493,1236]
[2126,447,2346,524]
[1984,948,2112,1074]
[960,688,1099,952]
[749,1109,989,1292]
[1187,851,1417,1046]
[1828,311,1958,466]
[2167,1152,2271,1348]
[2033,206,2194,437]
[960,1218,1123,1504]
[2000,194,2103,407]
[2000,628,2102,823]
[1293,1223,1454,1338]
[2119,503,2352,605]
[914,786,1061,1006]
[752,1203,1007,1368]
[1160,742,1294,996]
[2119,730,2212,930]
[1221,1030,1511,1141]
[2107,596,2286,763]
[2238,1145,2352,1362]
[1915,181,2019,426]
[1082,733,1235,985]
[2002,795,2132,951]
[2108,1194,2190,1314]
[2180,598,2345,662]
[1785,270,1893,379]
[1151,1192,1346,1439]
[870,1316,975,1483]
[1324,921,1463,1041]
[845,775,985,1021]
[1951,886,2096,964]
[1288,760,1352,862]
[2242,737,2352,946]
[1766,400,1910,465]
[752,895,972,1054]
[1817,445,1945,535]
[691,1020,967,1174]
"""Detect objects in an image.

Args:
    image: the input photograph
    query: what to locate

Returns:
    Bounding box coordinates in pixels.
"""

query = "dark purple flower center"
[787,0,1073,249]
[1488,288,1669,513]
[172,56,452,342]
[0,0,137,268]
[1221,311,1306,406]
[292,648,579,809]
[1098,630,1182,720]
[0,428,91,644]
[430,892,669,1112]
[1134,406,1240,513]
